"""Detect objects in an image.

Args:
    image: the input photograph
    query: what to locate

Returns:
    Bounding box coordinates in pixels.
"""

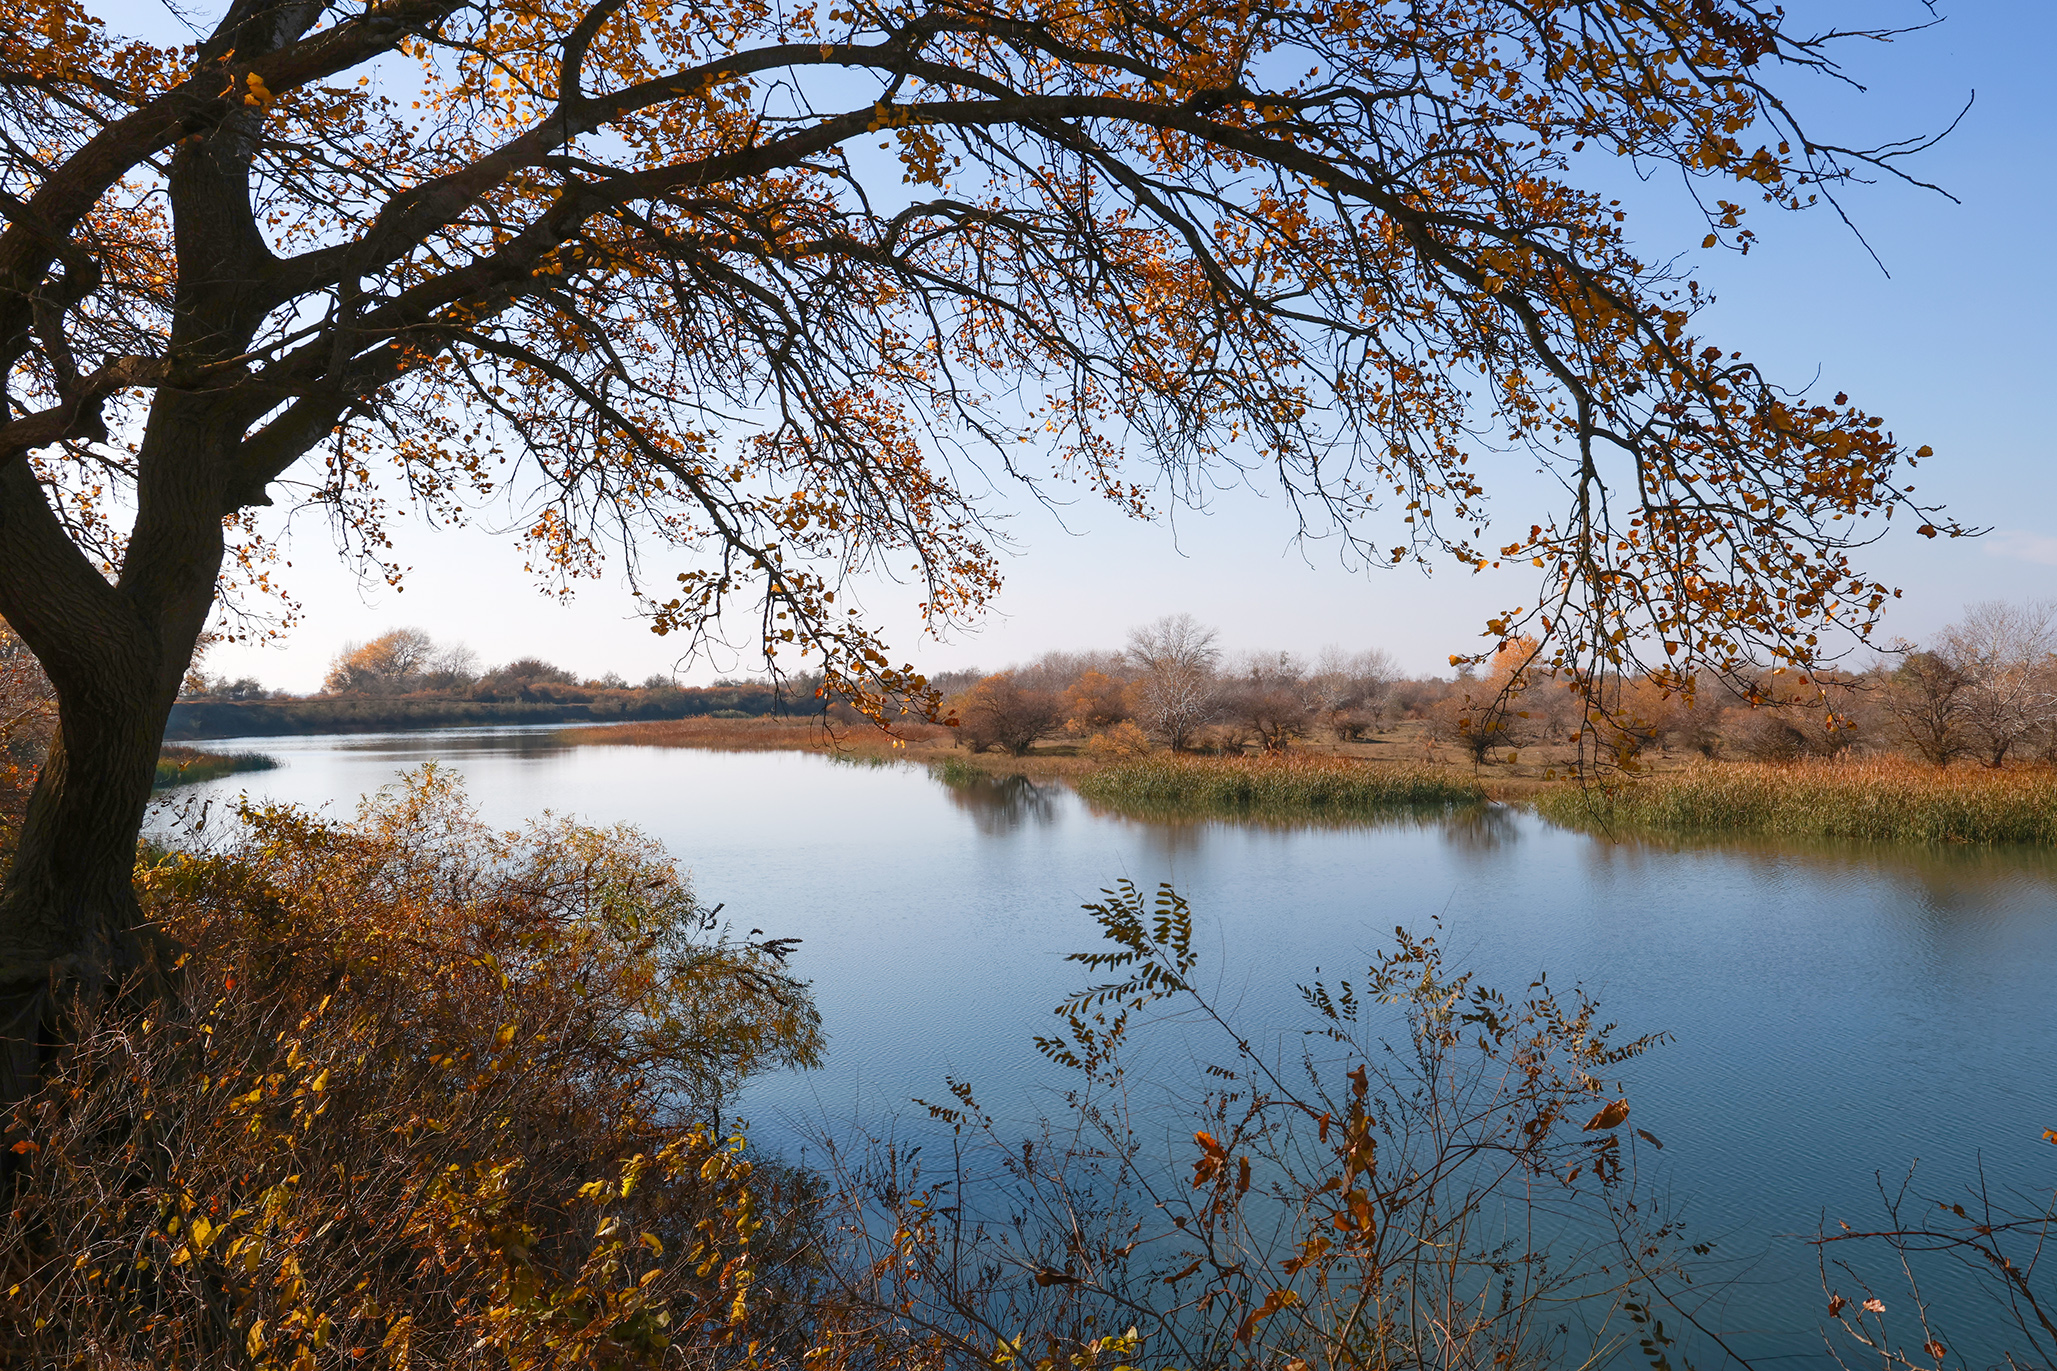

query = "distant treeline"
[172,627,820,739]
[934,601,2057,769]
[160,599,2057,764]
[168,682,816,741]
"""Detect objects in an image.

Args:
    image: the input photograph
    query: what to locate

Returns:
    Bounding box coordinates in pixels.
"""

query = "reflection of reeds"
[1074,754,1485,819]
[1535,758,2057,845]
[928,755,981,787]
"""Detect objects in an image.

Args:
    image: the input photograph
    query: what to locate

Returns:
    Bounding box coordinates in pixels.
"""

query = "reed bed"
[565,715,824,748]
[154,745,279,789]
[1074,753,1486,819]
[1534,757,2057,845]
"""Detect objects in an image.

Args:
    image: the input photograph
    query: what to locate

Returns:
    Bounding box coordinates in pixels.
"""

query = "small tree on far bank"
[1126,616,1220,752]
[954,674,1064,756]
[323,628,439,695]
[1063,671,1131,734]
[1936,600,2057,767]
[1222,652,1316,754]
[1881,649,1972,766]
[1310,646,1399,740]
[1433,638,1543,770]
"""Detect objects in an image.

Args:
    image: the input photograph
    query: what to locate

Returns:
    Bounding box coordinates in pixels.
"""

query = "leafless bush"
[954,673,1066,754]
[1815,1151,2056,1371]
[1309,646,1399,739]
[1220,652,1316,754]
[812,882,1700,1371]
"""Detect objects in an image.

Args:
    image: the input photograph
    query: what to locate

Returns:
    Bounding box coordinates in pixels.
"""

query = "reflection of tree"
[938,771,1059,836]
[1438,803,1521,852]
[1076,798,1497,864]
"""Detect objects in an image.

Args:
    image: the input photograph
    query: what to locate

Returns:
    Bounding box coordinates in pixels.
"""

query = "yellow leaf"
[1582,1100,1631,1131]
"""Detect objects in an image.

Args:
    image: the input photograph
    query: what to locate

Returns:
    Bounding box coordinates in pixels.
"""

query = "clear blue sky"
[98,0,2057,689]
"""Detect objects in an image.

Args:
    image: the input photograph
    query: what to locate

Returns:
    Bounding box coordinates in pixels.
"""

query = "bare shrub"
[1309,646,1399,739]
[1220,651,1316,753]
[820,882,1694,1371]
[954,672,1065,754]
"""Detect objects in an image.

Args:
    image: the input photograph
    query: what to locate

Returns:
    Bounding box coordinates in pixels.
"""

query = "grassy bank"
[1074,754,1486,819]
[562,717,2057,845]
[155,745,280,789]
[1534,758,2057,845]
[566,715,854,750]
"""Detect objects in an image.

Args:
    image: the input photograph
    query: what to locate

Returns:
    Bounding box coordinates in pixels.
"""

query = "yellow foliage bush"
[1084,720,1152,760]
[1,767,822,1368]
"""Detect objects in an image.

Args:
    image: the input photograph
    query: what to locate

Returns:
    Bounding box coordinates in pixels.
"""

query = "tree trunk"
[0,411,227,1104]
[0,677,175,1099]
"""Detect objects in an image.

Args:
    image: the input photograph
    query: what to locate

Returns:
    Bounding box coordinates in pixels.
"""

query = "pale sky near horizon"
[91,0,2057,690]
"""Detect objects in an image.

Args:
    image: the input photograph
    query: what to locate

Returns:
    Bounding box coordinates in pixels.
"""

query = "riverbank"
[560,714,1106,778]
[165,687,815,740]
[561,716,2057,843]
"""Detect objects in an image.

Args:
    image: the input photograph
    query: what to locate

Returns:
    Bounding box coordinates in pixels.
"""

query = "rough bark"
[0,412,228,1100]
[0,90,269,1099]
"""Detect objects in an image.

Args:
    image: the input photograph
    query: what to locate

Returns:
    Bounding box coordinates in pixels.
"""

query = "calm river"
[163,728,2057,1365]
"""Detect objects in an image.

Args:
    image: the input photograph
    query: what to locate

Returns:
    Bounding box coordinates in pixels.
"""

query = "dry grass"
[1534,757,2057,845]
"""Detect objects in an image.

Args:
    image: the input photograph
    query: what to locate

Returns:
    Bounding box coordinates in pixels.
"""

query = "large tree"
[0,0,1955,1068]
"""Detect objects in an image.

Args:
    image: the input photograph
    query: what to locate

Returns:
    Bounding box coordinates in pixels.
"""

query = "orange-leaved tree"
[0,0,1959,1070]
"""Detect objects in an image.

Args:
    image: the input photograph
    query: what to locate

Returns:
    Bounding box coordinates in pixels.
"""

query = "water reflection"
[1437,801,1521,851]
[1565,821,2057,912]
[933,768,1060,834]
[326,726,581,761]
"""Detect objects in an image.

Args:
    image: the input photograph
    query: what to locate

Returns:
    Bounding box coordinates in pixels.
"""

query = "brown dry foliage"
[953,675,1065,757]
[1,769,824,1368]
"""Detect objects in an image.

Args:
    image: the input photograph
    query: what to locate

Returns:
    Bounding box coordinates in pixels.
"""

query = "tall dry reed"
[1534,757,2057,844]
